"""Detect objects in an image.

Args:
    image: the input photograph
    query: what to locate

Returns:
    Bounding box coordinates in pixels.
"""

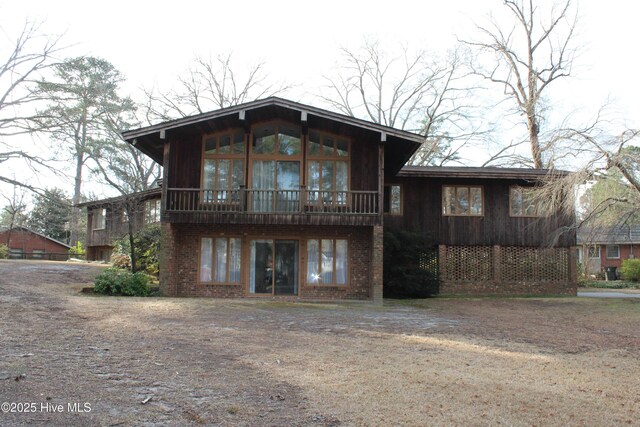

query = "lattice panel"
[418,250,439,276]
[444,246,493,282]
[502,247,569,282]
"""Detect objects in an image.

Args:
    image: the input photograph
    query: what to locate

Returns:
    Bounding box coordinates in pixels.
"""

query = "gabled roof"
[0,226,72,249]
[122,97,424,175]
[398,166,570,180]
[577,225,640,245]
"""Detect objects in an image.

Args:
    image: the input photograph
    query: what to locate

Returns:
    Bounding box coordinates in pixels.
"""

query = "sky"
[1,0,639,201]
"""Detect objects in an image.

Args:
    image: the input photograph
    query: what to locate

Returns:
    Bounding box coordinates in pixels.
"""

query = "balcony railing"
[166,188,379,215]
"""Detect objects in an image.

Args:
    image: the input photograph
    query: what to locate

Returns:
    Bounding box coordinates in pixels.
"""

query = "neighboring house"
[0,226,71,260]
[113,97,576,301]
[577,226,640,278]
[80,187,162,261]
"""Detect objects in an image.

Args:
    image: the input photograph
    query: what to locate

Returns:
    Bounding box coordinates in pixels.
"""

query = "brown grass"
[0,259,638,426]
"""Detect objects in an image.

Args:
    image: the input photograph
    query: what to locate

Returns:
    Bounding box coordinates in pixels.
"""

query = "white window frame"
[605,245,620,259]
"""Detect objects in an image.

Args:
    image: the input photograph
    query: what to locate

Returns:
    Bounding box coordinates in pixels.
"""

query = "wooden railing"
[166,188,379,214]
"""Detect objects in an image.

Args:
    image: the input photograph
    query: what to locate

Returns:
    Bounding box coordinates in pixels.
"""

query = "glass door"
[249,239,298,296]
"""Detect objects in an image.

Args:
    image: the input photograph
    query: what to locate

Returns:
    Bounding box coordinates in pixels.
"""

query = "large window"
[384,185,402,214]
[202,130,245,203]
[606,245,620,259]
[144,199,161,224]
[200,237,242,283]
[93,208,106,230]
[250,124,302,212]
[442,186,483,216]
[510,186,541,217]
[306,239,348,285]
[307,131,349,206]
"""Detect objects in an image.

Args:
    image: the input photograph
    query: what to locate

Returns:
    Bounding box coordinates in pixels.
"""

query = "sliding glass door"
[249,239,298,295]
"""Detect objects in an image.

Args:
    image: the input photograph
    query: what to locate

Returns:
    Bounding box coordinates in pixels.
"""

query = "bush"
[620,259,640,282]
[383,230,439,298]
[0,244,9,259]
[113,224,160,276]
[111,253,131,269]
[94,267,150,296]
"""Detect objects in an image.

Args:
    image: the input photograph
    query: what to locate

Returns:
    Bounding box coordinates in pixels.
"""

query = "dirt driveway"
[1,260,639,426]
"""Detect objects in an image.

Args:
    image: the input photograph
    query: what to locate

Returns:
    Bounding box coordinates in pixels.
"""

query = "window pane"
[391,185,401,213]
[322,137,335,156]
[233,132,245,154]
[336,240,348,284]
[276,161,300,211]
[219,135,231,154]
[253,125,276,154]
[321,239,334,283]
[523,189,536,216]
[510,188,523,216]
[218,159,230,193]
[229,238,241,282]
[278,126,301,155]
[308,131,320,155]
[306,239,319,283]
[456,187,469,214]
[251,161,275,211]
[215,238,227,282]
[336,161,348,204]
[443,187,456,215]
[203,159,216,190]
[470,188,482,215]
[205,137,217,154]
[308,161,320,203]
[606,245,620,259]
[232,160,244,190]
[322,161,334,190]
[336,139,348,156]
[200,238,213,282]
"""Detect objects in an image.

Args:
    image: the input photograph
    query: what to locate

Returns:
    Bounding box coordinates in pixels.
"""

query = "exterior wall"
[582,244,638,277]
[159,224,374,301]
[385,177,576,248]
[0,228,70,260]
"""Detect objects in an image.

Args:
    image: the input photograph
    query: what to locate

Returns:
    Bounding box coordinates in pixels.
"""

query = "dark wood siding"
[385,177,575,247]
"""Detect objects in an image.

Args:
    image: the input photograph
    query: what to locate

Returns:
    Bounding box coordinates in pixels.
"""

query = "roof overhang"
[398,166,571,181]
[122,97,424,175]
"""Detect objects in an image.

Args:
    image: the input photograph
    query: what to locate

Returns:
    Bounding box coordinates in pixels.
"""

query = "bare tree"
[141,53,291,124]
[0,184,28,248]
[320,39,483,166]
[461,0,577,168]
[0,21,64,190]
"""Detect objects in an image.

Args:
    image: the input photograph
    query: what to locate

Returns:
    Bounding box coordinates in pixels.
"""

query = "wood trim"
[441,185,484,217]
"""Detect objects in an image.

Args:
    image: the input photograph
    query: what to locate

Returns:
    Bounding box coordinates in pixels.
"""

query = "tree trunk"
[69,151,84,246]
[527,109,543,169]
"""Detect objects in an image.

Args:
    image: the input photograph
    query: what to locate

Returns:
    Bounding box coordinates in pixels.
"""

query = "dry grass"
[0,260,639,426]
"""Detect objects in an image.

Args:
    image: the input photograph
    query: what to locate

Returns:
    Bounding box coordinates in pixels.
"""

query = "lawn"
[1,260,639,426]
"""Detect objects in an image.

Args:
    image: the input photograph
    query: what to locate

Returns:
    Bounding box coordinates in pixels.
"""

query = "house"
[115,97,576,301]
[577,225,640,278]
[0,226,71,260]
[80,187,162,261]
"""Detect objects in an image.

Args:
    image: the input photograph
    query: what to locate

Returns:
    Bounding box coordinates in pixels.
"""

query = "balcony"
[164,188,380,226]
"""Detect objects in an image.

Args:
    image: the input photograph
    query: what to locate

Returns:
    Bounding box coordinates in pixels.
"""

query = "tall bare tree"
[0,21,64,190]
[141,53,291,124]
[35,56,136,246]
[320,39,482,166]
[462,0,577,168]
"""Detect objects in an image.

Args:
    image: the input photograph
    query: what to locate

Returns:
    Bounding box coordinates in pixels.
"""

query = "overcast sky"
[2,0,639,199]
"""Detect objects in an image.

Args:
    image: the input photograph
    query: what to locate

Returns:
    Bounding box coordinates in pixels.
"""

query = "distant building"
[0,226,71,260]
[577,225,640,278]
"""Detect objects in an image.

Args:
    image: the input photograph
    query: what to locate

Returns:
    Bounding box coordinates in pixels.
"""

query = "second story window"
[93,208,106,230]
[384,185,402,214]
[145,199,161,224]
[307,131,349,205]
[442,186,483,216]
[510,186,541,217]
[202,130,245,203]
